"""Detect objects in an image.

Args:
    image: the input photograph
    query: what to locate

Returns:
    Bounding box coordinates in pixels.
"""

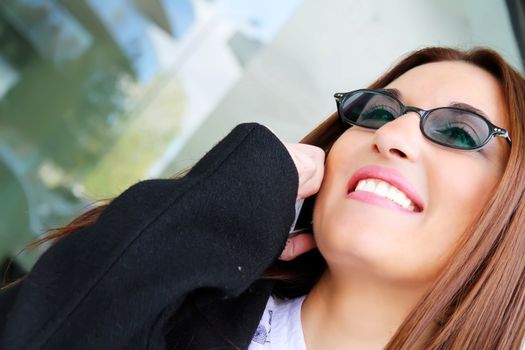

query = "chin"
[315,222,433,282]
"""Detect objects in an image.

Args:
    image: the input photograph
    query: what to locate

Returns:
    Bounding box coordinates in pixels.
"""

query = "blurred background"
[0,0,523,277]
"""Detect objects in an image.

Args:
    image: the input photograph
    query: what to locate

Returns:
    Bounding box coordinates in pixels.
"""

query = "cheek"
[311,135,371,258]
[409,156,502,280]
[431,154,499,220]
[423,157,500,251]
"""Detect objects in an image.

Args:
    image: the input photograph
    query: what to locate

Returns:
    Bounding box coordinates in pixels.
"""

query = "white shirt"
[248,295,307,350]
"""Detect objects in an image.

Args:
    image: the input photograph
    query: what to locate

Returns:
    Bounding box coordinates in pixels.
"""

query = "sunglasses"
[334,89,512,151]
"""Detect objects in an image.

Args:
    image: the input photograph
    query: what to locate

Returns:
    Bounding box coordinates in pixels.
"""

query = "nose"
[371,113,422,162]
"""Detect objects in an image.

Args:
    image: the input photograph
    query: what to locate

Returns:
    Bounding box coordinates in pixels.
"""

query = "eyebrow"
[380,88,402,100]
[448,102,489,118]
[379,88,489,118]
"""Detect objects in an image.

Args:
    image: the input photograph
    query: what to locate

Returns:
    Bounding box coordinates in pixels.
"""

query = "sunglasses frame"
[334,89,512,151]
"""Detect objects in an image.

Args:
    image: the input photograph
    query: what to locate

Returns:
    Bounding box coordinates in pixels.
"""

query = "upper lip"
[347,164,425,212]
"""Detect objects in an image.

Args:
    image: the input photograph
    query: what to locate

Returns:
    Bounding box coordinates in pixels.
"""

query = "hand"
[279,142,325,261]
[279,233,318,261]
[284,143,326,200]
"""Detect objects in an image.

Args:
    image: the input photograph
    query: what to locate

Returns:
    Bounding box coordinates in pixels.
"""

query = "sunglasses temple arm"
[494,129,512,145]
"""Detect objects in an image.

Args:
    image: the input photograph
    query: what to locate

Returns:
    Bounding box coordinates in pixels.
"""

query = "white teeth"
[363,180,375,192]
[375,182,389,197]
[353,179,416,211]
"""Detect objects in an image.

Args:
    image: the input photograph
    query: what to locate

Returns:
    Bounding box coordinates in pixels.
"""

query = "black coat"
[0,123,299,349]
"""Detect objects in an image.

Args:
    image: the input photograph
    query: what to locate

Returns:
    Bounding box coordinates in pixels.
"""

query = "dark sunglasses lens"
[423,109,491,149]
[341,91,401,128]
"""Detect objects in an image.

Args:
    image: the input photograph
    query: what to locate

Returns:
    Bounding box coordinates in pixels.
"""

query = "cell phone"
[289,195,315,236]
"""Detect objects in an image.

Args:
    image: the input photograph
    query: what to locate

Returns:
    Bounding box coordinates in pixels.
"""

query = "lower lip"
[347,191,414,214]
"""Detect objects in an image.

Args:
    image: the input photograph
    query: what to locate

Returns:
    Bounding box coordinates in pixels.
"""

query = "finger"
[298,161,324,199]
[295,154,317,199]
[278,233,317,261]
[291,146,325,199]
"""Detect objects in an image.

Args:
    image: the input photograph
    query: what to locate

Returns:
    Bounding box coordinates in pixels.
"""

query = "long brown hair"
[9,47,525,349]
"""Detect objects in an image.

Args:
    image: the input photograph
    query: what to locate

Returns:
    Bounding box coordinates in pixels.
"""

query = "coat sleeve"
[0,123,299,350]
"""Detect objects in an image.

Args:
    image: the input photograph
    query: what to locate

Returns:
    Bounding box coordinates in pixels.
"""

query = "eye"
[424,109,487,149]
[434,123,478,148]
[357,104,397,128]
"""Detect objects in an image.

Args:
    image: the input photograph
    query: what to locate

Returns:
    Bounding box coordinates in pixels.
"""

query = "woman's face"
[313,60,510,285]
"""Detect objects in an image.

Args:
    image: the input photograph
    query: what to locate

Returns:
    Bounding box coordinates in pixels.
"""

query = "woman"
[1,46,524,349]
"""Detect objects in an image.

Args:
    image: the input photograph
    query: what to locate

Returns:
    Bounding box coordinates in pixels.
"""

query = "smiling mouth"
[346,165,425,213]
[350,178,417,212]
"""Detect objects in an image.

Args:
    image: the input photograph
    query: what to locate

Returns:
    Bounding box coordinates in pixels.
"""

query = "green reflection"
[0,0,185,269]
